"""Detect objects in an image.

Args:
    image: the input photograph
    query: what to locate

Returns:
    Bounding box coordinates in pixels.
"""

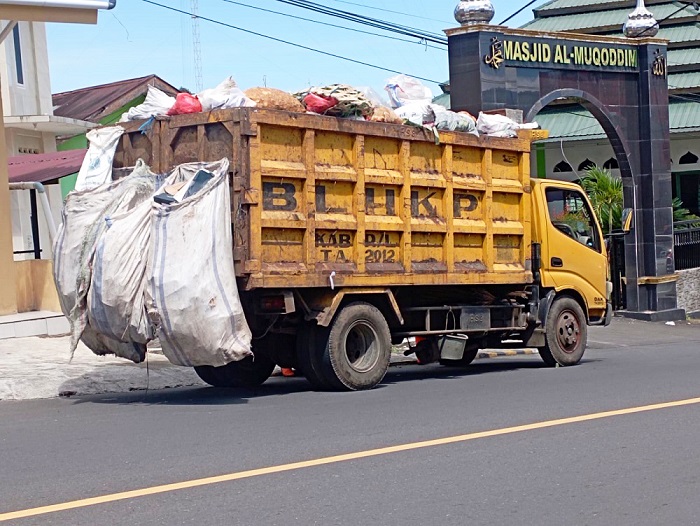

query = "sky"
[46,0,537,99]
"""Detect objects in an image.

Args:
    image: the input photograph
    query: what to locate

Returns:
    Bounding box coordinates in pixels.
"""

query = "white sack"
[147,159,252,367]
[74,126,125,191]
[87,196,153,346]
[119,85,175,122]
[476,112,538,138]
[53,160,156,362]
[197,76,255,111]
[384,74,433,108]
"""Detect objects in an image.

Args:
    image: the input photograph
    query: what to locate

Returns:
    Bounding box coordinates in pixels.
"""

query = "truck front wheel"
[320,302,391,391]
[194,354,276,388]
[538,296,587,366]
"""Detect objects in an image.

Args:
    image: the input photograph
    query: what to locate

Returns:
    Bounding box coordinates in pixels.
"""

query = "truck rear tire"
[538,296,587,366]
[320,302,391,391]
[194,355,276,388]
[296,322,333,390]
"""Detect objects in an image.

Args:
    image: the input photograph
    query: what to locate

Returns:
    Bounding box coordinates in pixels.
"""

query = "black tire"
[296,322,333,390]
[538,296,587,366]
[194,354,276,388]
[320,302,391,391]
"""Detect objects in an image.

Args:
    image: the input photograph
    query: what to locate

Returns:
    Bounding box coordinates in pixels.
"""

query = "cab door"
[538,183,608,313]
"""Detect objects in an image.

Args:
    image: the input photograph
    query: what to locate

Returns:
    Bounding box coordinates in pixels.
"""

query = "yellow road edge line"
[2,396,700,522]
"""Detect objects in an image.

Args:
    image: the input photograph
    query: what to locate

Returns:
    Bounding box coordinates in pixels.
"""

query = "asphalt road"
[2,327,700,525]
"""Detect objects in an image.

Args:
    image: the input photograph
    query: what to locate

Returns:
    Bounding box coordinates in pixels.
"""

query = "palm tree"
[580,166,623,235]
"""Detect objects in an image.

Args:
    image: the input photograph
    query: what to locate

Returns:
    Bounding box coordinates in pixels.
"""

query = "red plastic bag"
[303,93,338,114]
[167,93,203,115]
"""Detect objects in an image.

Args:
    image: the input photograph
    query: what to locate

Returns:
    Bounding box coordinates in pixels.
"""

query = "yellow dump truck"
[113,108,610,390]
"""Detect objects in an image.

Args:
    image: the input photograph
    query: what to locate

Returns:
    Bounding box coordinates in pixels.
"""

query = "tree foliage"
[580,166,699,232]
[580,166,622,234]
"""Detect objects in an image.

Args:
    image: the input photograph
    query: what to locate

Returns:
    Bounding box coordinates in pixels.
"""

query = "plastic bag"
[302,92,338,114]
[53,160,157,361]
[119,86,175,122]
[476,112,520,137]
[434,108,478,135]
[167,93,203,116]
[74,126,125,191]
[394,102,436,127]
[384,74,433,108]
[146,159,252,367]
[197,77,254,111]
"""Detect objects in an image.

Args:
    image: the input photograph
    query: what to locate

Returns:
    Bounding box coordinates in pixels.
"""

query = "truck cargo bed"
[113,108,544,290]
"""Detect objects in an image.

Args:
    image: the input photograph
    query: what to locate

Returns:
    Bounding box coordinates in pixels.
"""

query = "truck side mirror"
[621,208,633,233]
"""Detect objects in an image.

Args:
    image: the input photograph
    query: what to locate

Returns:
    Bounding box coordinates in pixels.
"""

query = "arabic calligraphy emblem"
[484,37,504,69]
[652,49,667,78]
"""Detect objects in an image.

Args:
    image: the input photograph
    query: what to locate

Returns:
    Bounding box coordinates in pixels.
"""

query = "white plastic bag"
[197,76,255,111]
[394,102,436,127]
[476,112,540,138]
[53,160,157,361]
[74,126,125,191]
[146,159,252,367]
[119,85,175,122]
[384,74,433,108]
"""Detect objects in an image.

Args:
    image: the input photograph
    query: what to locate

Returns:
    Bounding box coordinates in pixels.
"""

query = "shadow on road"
[67,357,600,406]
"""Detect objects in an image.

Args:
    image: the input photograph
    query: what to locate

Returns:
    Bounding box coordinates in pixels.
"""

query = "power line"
[274,0,447,44]
[325,0,453,25]
[220,0,445,50]
[635,2,698,38]
[142,0,442,84]
[499,0,539,26]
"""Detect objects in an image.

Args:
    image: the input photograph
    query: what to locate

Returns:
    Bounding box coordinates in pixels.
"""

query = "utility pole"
[191,0,203,92]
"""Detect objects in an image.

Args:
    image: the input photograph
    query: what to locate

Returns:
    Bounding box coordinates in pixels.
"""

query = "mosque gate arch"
[445,24,683,320]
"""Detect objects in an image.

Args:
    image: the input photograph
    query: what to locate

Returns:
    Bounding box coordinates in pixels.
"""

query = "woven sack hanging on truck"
[146,159,253,367]
[53,160,157,362]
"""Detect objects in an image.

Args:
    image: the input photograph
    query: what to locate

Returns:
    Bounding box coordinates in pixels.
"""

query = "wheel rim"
[555,309,581,354]
[343,320,381,373]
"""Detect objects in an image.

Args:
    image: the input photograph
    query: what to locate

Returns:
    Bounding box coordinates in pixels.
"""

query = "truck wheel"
[538,296,587,366]
[296,322,333,390]
[194,354,276,388]
[320,302,391,391]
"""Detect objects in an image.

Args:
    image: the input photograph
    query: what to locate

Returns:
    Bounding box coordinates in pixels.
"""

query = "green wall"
[58,94,147,198]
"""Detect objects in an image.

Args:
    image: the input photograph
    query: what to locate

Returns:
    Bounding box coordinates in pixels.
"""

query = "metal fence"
[673,220,700,271]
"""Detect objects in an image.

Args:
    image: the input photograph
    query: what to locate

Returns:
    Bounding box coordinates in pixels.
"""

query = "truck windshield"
[545,188,601,253]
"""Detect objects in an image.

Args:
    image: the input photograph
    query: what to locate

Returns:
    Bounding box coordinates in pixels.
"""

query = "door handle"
[551,257,563,267]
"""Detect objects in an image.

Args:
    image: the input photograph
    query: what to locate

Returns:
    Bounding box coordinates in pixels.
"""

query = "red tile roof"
[8,150,86,184]
[53,75,179,123]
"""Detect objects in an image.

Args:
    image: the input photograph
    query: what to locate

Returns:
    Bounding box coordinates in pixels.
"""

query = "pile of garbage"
[118,74,537,139]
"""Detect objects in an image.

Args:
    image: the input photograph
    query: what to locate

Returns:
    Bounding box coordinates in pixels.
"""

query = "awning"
[7,149,86,184]
[3,115,95,135]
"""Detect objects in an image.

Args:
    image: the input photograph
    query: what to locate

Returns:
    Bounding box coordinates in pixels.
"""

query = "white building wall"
[534,139,620,182]
[1,21,60,261]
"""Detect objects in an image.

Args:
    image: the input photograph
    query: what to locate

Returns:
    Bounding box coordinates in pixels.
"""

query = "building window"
[553,161,573,173]
[578,159,596,171]
[603,158,619,170]
[679,151,699,165]
[13,24,24,85]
